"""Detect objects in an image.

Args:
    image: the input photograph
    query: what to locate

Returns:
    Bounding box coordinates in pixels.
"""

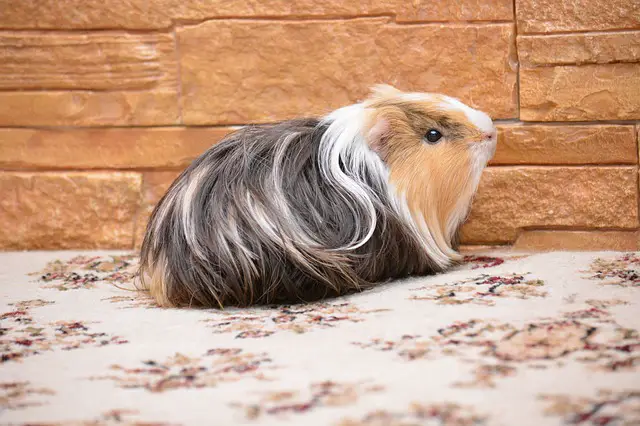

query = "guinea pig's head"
[362,84,497,255]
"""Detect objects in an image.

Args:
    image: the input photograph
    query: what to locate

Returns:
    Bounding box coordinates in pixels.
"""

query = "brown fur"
[363,88,488,251]
[139,84,495,308]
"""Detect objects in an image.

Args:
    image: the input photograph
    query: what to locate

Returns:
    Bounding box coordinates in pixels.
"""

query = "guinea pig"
[139,84,497,308]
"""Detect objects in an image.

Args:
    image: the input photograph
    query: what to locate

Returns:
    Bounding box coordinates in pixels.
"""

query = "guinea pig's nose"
[483,129,497,141]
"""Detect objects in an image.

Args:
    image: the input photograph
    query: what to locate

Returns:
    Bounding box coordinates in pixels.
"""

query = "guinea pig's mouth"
[470,131,498,166]
[482,135,497,157]
[483,128,497,143]
[482,127,498,151]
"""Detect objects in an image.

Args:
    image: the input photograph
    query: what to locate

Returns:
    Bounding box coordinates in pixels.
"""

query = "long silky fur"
[139,114,448,307]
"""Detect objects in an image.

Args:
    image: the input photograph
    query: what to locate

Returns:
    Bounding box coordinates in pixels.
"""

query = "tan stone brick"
[520,64,640,121]
[516,0,640,33]
[0,32,179,126]
[0,90,179,126]
[518,32,640,67]
[0,32,177,90]
[0,0,513,29]
[459,167,638,244]
[492,125,637,165]
[134,172,182,248]
[0,127,232,169]
[178,20,517,124]
[459,245,509,253]
[0,172,142,250]
[513,230,640,251]
[397,0,513,22]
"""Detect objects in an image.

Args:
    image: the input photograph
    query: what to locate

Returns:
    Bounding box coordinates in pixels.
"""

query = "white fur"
[320,104,382,251]
[180,165,210,260]
[245,190,317,269]
[271,132,321,246]
[323,103,457,268]
[440,96,495,136]
[402,92,495,137]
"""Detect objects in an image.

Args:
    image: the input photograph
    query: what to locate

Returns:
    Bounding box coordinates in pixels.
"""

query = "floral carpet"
[1,251,639,426]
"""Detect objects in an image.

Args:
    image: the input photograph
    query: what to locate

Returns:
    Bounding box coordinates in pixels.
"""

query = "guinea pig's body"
[140,85,497,308]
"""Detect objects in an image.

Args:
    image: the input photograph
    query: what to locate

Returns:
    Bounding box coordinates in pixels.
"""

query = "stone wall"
[1,0,639,251]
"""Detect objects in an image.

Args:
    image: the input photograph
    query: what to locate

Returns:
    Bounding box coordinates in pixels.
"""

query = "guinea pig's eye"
[425,129,443,144]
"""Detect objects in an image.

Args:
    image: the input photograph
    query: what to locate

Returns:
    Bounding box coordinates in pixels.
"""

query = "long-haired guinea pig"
[139,84,497,308]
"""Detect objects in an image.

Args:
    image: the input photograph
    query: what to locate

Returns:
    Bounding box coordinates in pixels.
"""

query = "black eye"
[425,129,442,143]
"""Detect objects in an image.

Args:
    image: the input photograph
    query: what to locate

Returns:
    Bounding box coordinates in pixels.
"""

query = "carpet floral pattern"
[1,251,638,425]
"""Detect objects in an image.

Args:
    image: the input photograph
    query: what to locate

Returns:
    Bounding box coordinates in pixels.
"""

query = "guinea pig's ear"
[369,84,402,100]
[366,116,391,158]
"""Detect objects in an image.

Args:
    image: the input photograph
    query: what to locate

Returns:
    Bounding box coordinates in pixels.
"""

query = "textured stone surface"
[460,167,638,244]
[0,172,142,250]
[0,91,179,126]
[492,125,637,165]
[516,0,640,33]
[514,230,639,251]
[520,64,640,121]
[0,127,232,169]
[0,32,177,90]
[0,31,179,126]
[0,0,513,29]
[134,171,182,248]
[1,0,638,252]
[518,32,640,67]
[397,0,513,22]
[179,20,517,124]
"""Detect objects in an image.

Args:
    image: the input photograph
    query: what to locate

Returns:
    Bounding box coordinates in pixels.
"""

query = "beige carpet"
[1,251,639,425]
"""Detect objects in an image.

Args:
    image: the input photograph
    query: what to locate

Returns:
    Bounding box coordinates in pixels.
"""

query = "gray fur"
[140,118,443,307]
